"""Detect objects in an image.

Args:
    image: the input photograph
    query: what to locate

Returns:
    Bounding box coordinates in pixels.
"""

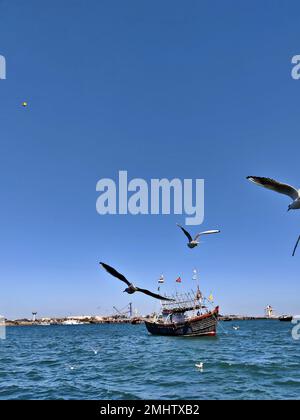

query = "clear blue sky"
[1,0,300,319]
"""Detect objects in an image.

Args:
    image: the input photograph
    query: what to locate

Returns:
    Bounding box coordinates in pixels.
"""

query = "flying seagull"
[247,176,300,256]
[66,364,78,371]
[177,224,221,249]
[100,263,174,301]
[293,235,300,257]
[247,176,300,211]
[90,346,100,355]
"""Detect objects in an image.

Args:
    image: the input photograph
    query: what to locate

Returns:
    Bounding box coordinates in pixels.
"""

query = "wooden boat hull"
[279,316,293,322]
[145,307,219,337]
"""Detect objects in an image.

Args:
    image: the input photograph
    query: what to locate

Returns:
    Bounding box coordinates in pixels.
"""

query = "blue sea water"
[0,321,300,400]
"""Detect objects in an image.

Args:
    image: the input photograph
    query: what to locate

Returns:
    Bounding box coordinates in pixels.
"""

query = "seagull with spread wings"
[177,224,221,249]
[100,263,174,301]
[247,176,300,211]
[247,176,300,256]
[293,236,300,257]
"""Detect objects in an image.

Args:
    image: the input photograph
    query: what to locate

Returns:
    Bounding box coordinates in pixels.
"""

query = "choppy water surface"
[0,321,300,400]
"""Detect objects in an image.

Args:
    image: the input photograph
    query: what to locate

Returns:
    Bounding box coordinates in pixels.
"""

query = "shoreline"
[4,316,146,327]
[3,315,284,327]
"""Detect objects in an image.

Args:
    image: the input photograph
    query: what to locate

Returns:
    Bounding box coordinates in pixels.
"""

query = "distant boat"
[62,319,84,325]
[279,315,293,322]
[145,289,219,337]
[131,318,143,325]
[220,317,233,322]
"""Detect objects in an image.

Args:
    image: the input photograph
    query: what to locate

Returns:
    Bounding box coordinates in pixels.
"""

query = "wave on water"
[0,321,300,400]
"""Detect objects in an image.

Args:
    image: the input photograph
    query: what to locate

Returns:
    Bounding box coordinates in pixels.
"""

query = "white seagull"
[177,224,220,249]
[195,362,204,370]
[247,176,300,211]
[247,176,300,256]
[90,346,100,355]
[66,364,78,371]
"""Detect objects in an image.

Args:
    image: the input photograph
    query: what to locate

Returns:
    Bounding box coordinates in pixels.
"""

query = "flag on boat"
[158,275,164,284]
[176,277,182,283]
[192,269,198,281]
[208,293,214,302]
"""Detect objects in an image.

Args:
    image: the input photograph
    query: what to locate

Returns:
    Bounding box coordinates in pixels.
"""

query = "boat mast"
[157,274,165,314]
[193,268,203,314]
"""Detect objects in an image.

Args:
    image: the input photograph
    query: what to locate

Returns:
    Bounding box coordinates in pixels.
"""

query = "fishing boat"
[279,315,293,322]
[145,288,219,337]
[62,319,84,325]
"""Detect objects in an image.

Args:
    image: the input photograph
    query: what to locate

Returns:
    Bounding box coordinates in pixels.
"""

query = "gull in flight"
[293,236,300,257]
[100,263,174,301]
[90,346,100,355]
[66,364,78,371]
[247,176,300,256]
[177,224,221,249]
[247,176,300,212]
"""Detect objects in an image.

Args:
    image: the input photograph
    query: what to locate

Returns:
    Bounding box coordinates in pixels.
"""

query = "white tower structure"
[265,305,274,318]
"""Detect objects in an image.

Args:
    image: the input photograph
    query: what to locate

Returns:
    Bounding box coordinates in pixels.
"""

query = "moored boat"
[145,287,219,337]
[145,306,219,337]
[62,319,85,325]
[279,315,293,322]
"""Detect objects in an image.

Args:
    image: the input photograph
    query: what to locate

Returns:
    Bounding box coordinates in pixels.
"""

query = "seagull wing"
[136,287,174,301]
[292,235,300,257]
[247,176,299,200]
[194,230,221,241]
[100,263,131,286]
[177,224,192,242]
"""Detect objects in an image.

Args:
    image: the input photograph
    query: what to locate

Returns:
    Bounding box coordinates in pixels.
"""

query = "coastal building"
[265,305,275,318]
